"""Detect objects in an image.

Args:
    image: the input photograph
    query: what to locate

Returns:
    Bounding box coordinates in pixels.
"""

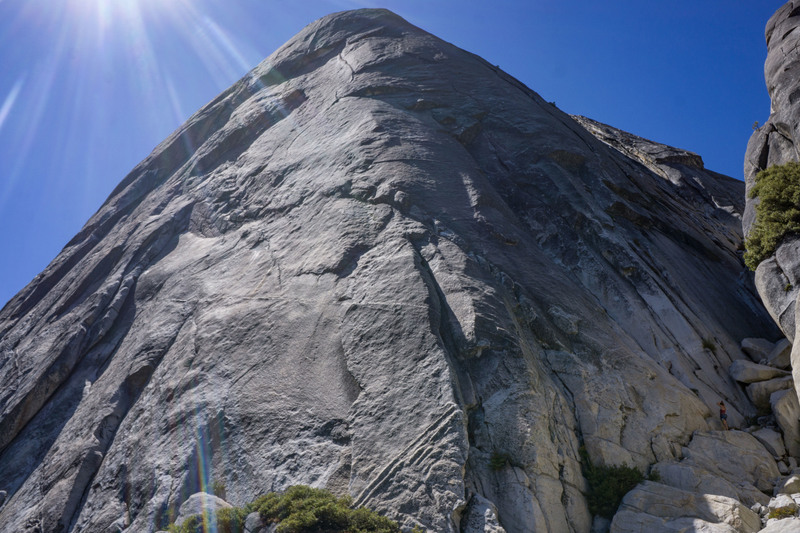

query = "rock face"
[611,481,761,533]
[0,8,781,533]
[730,360,791,383]
[744,3,800,405]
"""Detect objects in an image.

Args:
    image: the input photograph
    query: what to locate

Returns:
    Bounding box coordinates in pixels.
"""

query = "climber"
[717,401,729,430]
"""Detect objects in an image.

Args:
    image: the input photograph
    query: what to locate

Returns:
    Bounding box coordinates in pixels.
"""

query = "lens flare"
[0,78,24,134]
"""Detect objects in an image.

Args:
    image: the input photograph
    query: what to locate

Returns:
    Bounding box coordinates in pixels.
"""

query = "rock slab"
[730,359,789,384]
[610,481,761,533]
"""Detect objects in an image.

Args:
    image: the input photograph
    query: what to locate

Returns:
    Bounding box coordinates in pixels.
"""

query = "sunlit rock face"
[0,8,779,533]
[744,1,800,407]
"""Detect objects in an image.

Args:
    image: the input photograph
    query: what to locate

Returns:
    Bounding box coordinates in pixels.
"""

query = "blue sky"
[0,0,787,308]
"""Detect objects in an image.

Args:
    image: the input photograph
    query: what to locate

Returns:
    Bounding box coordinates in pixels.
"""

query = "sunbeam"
[0,78,23,134]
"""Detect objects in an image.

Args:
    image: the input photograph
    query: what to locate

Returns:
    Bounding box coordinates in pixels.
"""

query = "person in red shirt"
[718,401,729,430]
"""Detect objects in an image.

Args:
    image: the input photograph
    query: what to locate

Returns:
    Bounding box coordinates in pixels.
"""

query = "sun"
[0,0,263,216]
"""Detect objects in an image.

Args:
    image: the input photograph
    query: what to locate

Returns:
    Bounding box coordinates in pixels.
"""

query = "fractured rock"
[744,0,800,407]
[769,339,793,369]
[772,389,800,457]
[761,518,800,533]
[610,481,761,533]
[681,431,781,493]
[729,359,790,384]
[461,494,506,533]
[742,337,777,363]
[746,376,794,411]
[769,493,798,511]
[777,475,800,495]
[653,461,769,507]
[754,427,788,458]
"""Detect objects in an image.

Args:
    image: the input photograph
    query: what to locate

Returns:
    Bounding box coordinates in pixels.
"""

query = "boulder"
[244,511,268,533]
[769,339,793,369]
[772,389,800,457]
[729,359,790,384]
[777,475,800,495]
[746,376,794,411]
[653,461,769,506]
[742,338,777,363]
[681,431,781,493]
[753,257,800,343]
[175,492,232,527]
[760,518,800,533]
[753,427,788,458]
[610,481,761,533]
[769,493,798,511]
[461,494,506,533]
[750,502,766,516]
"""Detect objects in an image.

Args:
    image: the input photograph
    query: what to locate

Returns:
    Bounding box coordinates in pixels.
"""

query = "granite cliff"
[0,8,787,533]
[746,2,800,399]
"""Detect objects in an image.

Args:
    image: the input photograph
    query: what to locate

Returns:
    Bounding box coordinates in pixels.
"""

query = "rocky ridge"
[0,7,786,533]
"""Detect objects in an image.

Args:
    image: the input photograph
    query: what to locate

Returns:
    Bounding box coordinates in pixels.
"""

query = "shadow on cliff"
[0,230,186,530]
[0,285,138,514]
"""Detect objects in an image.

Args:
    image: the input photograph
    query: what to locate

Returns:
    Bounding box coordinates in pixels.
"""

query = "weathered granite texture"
[744,2,800,432]
[0,8,781,533]
[611,481,761,533]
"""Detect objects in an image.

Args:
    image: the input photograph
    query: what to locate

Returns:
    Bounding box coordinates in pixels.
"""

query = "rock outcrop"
[744,3,800,410]
[611,481,762,533]
[0,7,782,533]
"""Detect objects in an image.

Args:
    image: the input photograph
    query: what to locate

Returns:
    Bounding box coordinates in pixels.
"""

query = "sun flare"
[0,0,261,216]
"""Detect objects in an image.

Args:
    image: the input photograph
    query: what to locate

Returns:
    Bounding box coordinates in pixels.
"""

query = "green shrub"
[167,514,201,533]
[767,506,797,520]
[744,161,800,270]
[212,480,226,499]
[257,485,400,533]
[167,507,247,533]
[580,447,646,518]
[489,451,511,471]
[701,338,716,353]
[169,485,400,533]
[216,507,247,533]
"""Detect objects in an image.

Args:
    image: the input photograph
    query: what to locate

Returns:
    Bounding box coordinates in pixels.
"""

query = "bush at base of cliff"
[745,161,800,270]
[580,447,647,519]
[168,506,247,533]
[169,485,402,533]
[255,485,400,533]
